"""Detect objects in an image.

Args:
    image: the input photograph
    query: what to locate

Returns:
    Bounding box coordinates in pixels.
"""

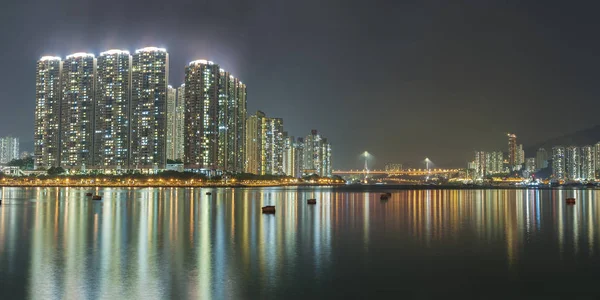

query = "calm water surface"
[1,187,600,299]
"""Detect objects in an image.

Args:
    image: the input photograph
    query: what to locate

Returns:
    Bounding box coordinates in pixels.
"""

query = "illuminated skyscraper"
[293,137,305,177]
[581,145,595,180]
[60,53,96,170]
[34,56,62,169]
[565,146,580,180]
[303,130,321,175]
[474,151,487,179]
[218,70,247,173]
[0,136,19,164]
[130,47,169,170]
[184,60,219,172]
[282,133,295,176]
[517,144,525,165]
[245,111,265,174]
[525,158,536,177]
[302,130,332,177]
[488,151,504,174]
[595,142,600,172]
[166,85,177,160]
[536,148,548,170]
[552,146,565,180]
[508,133,517,169]
[174,84,186,161]
[94,49,131,170]
[262,117,284,175]
[321,138,332,177]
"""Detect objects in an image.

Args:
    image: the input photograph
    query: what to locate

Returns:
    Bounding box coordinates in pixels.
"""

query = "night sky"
[2,0,600,169]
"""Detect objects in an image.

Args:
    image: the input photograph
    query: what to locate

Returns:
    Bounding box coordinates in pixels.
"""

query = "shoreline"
[0,184,596,190]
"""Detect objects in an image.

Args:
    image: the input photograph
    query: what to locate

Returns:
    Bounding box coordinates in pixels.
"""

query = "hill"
[525,125,600,154]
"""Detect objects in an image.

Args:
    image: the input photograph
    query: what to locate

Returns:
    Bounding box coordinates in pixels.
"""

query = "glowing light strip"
[40,56,61,61]
[188,59,214,66]
[66,52,95,59]
[135,47,167,53]
[100,49,130,56]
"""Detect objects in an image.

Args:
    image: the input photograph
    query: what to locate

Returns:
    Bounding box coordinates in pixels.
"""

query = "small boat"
[307,199,317,205]
[262,206,276,214]
[206,192,212,195]
[380,194,389,200]
[85,193,93,196]
[92,195,102,200]
[566,197,576,204]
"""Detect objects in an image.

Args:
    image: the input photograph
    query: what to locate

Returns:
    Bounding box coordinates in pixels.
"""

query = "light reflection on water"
[1,187,600,298]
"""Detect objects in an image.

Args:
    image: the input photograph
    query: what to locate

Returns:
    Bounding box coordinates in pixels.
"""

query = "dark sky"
[2,0,600,169]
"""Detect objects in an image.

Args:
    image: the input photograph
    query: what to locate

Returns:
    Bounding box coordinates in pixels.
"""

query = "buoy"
[92,195,102,200]
[206,192,212,195]
[380,194,389,200]
[262,206,276,214]
[566,197,576,205]
[307,199,316,205]
[85,192,93,196]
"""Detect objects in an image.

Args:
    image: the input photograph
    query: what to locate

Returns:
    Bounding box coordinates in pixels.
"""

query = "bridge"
[332,169,461,176]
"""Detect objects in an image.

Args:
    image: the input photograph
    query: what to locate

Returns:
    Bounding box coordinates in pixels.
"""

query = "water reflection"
[0,188,600,298]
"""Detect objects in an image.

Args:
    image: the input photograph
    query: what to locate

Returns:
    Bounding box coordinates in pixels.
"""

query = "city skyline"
[8,1,600,169]
[32,48,333,176]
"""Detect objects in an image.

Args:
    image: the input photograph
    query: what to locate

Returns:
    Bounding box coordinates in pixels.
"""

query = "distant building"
[581,145,595,180]
[517,144,525,165]
[130,47,169,170]
[217,69,247,173]
[474,151,487,179]
[174,84,186,161]
[166,85,177,161]
[263,117,284,175]
[94,49,131,171]
[565,146,580,180]
[525,158,536,177]
[34,56,62,170]
[489,151,504,174]
[303,130,332,177]
[508,133,517,169]
[552,146,565,180]
[282,133,295,176]
[60,53,96,171]
[0,137,19,164]
[293,138,305,177]
[536,148,548,170]
[245,111,264,174]
[595,142,600,172]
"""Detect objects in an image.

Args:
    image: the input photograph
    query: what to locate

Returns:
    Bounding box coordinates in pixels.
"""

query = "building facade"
[565,146,580,180]
[282,133,295,176]
[552,146,565,180]
[166,85,177,161]
[184,60,219,172]
[245,111,264,174]
[217,70,247,173]
[60,53,96,170]
[130,47,169,170]
[581,145,595,181]
[536,148,548,171]
[174,84,186,161]
[94,50,131,170]
[508,133,517,170]
[0,137,19,164]
[262,117,284,175]
[293,138,305,178]
[34,56,62,169]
